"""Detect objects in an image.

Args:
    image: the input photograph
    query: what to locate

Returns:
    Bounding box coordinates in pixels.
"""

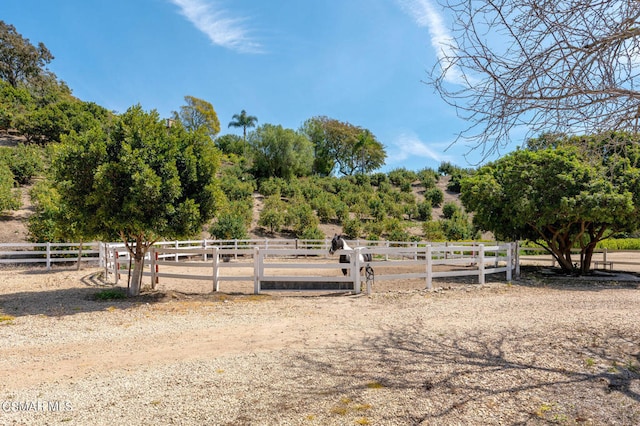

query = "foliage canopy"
[54,105,221,295]
[461,137,640,272]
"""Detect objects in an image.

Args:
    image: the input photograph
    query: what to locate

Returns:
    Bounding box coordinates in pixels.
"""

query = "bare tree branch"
[431,0,640,159]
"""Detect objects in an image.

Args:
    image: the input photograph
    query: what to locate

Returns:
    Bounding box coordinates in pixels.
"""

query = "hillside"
[246,176,460,240]
[0,135,467,244]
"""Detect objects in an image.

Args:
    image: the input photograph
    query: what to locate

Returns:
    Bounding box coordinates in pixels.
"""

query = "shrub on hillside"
[417,200,432,221]
[442,202,460,219]
[423,220,446,241]
[441,212,478,241]
[342,218,363,239]
[424,187,444,207]
[388,167,417,188]
[220,174,255,201]
[258,195,287,233]
[0,162,19,213]
[209,213,248,240]
[299,226,325,241]
[0,144,43,185]
[418,168,438,189]
[286,199,319,236]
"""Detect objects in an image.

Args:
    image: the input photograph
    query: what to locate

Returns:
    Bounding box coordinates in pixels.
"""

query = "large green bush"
[209,213,248,240]
[0,162,19,213]
[0,144,43,184]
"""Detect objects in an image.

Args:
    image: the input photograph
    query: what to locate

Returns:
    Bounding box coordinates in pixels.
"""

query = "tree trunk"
[126,236,147,297]
[76,240,83,271]
[547,244,574,272]
[128,256,144,297]
[581,244,597,274]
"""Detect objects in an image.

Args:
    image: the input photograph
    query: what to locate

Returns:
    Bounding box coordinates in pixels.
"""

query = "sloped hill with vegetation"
[0,19,479,247]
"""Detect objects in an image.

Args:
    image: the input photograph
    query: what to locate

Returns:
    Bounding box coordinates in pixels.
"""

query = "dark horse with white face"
[329,234,372,276]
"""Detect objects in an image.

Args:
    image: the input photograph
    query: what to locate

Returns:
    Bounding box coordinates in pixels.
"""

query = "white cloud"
[387,132,451,165]
[396,0,464,84]
[170,0,262,53]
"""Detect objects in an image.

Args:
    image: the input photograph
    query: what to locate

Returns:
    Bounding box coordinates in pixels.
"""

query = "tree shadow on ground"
[285,322,640,424]
[514,265,640,292]
[0,271,166,317]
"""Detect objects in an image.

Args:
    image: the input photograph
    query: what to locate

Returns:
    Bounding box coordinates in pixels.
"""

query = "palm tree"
[228,110,258,142]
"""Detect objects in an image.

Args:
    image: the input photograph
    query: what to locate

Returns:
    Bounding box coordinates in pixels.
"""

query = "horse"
[329,234,373,276]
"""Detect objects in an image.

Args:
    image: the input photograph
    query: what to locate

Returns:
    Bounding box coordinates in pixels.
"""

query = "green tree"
[248,124,313,179]
[0,21,53,88]
[355,129,385,175]
[342,217,363,239]
[173,95,220,139]
[417,168,438,189]
[286,197,318,236]
[258,194,286,233]
[300,116,335,176]
[301,116,386,176]
[16,99,110,144]
[0,162,19,213]
[26,180,86,244]
[461,145,639,273]
[417,200,432,221]
[209,213,247,240]
[423,220,446,241]
[0,144,42,184]
[54,105,221,295]
[228,109,258,140]
[228,109,257,158]
[442,202,459,219]
[215,134,245,156]
[385,218,410,242]
[0,80,33,130]
[441,212,477,241]
[424,187,444,207]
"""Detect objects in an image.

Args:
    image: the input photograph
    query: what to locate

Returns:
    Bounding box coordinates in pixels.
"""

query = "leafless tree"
[430,0,640,159]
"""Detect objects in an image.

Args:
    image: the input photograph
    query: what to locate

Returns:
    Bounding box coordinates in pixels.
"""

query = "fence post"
[102,243,108,279]
[203,239,207,262]
[506,243,512,281]
[114,251,120,286]
[365,252,373,295]
[212,247,219,292]
[150,248,157,288]
[46,242,51,271]
[515,240,521,278]
[353,249,361,294]
[253,247,260,294]
[175,241,179,261]
[478,244,485,284]
[426,245,433,290]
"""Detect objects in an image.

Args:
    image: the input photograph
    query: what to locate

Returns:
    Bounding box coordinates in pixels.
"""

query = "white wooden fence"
[0,242,100,270]
[104,242,516,295]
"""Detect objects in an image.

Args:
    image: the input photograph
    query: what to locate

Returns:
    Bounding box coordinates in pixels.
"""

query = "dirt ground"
[0,256,639,425]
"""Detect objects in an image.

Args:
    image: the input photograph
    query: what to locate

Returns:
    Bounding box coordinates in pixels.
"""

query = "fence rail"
[0,242,100,269]
[138,243,516,295]
[6,239,639,294]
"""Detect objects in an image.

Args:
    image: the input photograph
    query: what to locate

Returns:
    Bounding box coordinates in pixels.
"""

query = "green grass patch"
[93,288,127,301]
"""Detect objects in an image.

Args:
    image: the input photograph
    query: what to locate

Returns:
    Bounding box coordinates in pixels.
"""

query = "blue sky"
[3,0,515,172]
